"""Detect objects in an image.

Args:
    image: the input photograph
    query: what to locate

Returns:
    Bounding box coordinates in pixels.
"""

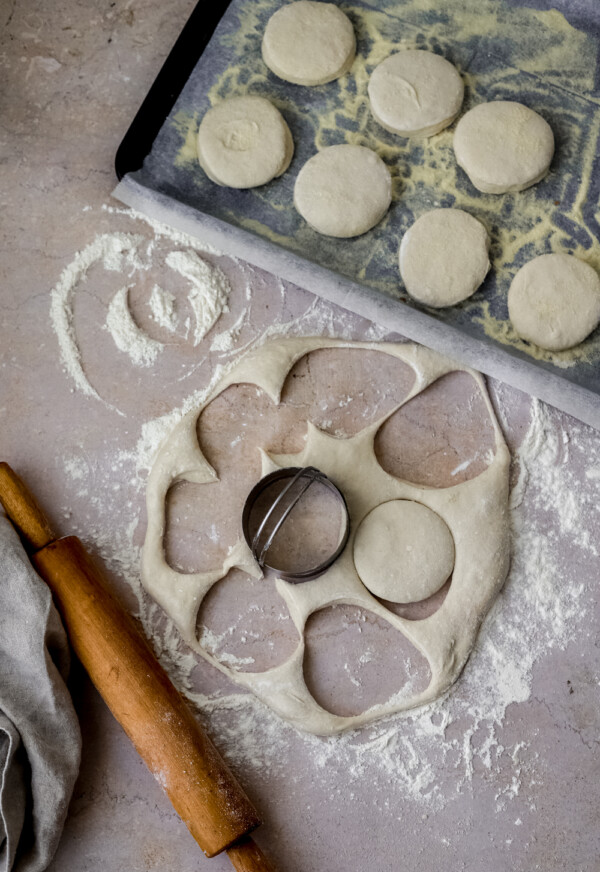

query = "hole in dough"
[281,348,415,437]
[303,604,431,717]
[196,568,300,673]
[353,500,455,604]
[375,371,495,487]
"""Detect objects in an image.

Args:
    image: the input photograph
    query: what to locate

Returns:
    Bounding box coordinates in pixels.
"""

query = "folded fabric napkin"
[0,514,81,872]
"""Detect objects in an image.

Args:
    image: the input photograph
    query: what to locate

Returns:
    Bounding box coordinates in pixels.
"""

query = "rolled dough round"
[368,50,464,138]
[508,253,600,351]
[353,500,455,604]
[197,96,294,189]
[399,208,490,307]
[294,144,392,238]
[453,101,554,194]
[262,1,356,86]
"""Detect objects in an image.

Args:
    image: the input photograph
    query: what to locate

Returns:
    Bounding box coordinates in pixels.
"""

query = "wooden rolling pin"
[0,462,275,872]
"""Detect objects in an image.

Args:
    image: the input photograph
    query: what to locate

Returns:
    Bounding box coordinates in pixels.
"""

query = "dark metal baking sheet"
[113,0,600,428]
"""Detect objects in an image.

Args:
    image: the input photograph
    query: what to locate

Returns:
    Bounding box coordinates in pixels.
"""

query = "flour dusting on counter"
[116,391,597,813]
[105,285,163,366]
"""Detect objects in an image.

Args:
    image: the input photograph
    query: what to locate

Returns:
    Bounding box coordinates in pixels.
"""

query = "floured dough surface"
[508,253,600,351]
[453,100,554,194]
[399,208,490,307]
[141,338,511,735]
[262,0,356,86]
[294,145,392,237]
[368,50,464,138]
[197,95,294,189]
[353,500,455,603]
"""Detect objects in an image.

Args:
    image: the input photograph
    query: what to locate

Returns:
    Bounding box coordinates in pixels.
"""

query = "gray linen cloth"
[0,514,81,872]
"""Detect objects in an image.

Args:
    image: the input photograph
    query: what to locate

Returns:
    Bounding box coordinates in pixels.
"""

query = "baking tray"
[113,0,600,429]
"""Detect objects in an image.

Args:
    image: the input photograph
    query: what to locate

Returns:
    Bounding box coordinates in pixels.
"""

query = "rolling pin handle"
[227,835,278,872]
[0,462,55,550]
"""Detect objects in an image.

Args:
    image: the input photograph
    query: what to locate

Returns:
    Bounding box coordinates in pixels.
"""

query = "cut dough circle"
[368,50,464,138]
[399,208,490,307]
[294,144,392,238]
[508,253,600,351]
[453,100,554,194]
[197,95,294,189]
[262,1,356,86]
[353,500,455,604]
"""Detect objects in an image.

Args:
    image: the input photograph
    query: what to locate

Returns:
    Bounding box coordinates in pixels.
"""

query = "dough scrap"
[141,338,511,736]
[197,95,294,189]
[294,145,392,238]
[508,253,600,351]
[453,100,554,194]
[368,50,464,138]
[353,500,455,603]
[399,208,490,307]
[262,0,356,86]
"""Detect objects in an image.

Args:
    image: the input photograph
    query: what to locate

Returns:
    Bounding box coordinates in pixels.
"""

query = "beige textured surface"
[261,0,355,85]
[508,253,600,351]
[368,50,464,138]
[293,144,392,237]
[399,208,490,307]
[453,100,555,193]
[353,499,456,603]
[197,96,294,188]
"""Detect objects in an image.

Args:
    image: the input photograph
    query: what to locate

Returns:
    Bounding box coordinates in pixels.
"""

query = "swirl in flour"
[50,231,231,406]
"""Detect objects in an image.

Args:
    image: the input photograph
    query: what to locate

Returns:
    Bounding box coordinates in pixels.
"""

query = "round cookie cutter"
[242,466,350,583]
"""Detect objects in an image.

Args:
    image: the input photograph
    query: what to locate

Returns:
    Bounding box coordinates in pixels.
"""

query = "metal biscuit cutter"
[242,467,350,582]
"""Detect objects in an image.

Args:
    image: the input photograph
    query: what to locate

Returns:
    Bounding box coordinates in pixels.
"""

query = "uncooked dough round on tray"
[453,100,554,194]
[197,95,294,189]
[294,144,392,237]
[141,337,511,736]
[368,50,464,137]
[399,208,490,307]
[508,253,600,351]
[353,500,455,604]
[262,0,356,86]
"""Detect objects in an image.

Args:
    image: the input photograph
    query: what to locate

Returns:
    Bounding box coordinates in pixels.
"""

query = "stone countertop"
[2,2,600,871]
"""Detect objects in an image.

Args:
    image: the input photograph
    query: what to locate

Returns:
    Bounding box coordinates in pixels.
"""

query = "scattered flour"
[49,232,144,408]
[148,284,178,332]
[115,391,596,814]
[49,219,232,403]
[105,286,163,367]
[51,204,598,825]
[166,250,230,346]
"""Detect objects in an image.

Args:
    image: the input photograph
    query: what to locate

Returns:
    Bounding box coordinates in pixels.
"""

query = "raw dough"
[294,145,392,237]
[508,253,600,351]
[353,500,455,603]
[142,338,511,736]
[453,101,554,194]
[399,208,490,307]
[262,1,356,86]
[197,95,294,189]
[368,50,464,138]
